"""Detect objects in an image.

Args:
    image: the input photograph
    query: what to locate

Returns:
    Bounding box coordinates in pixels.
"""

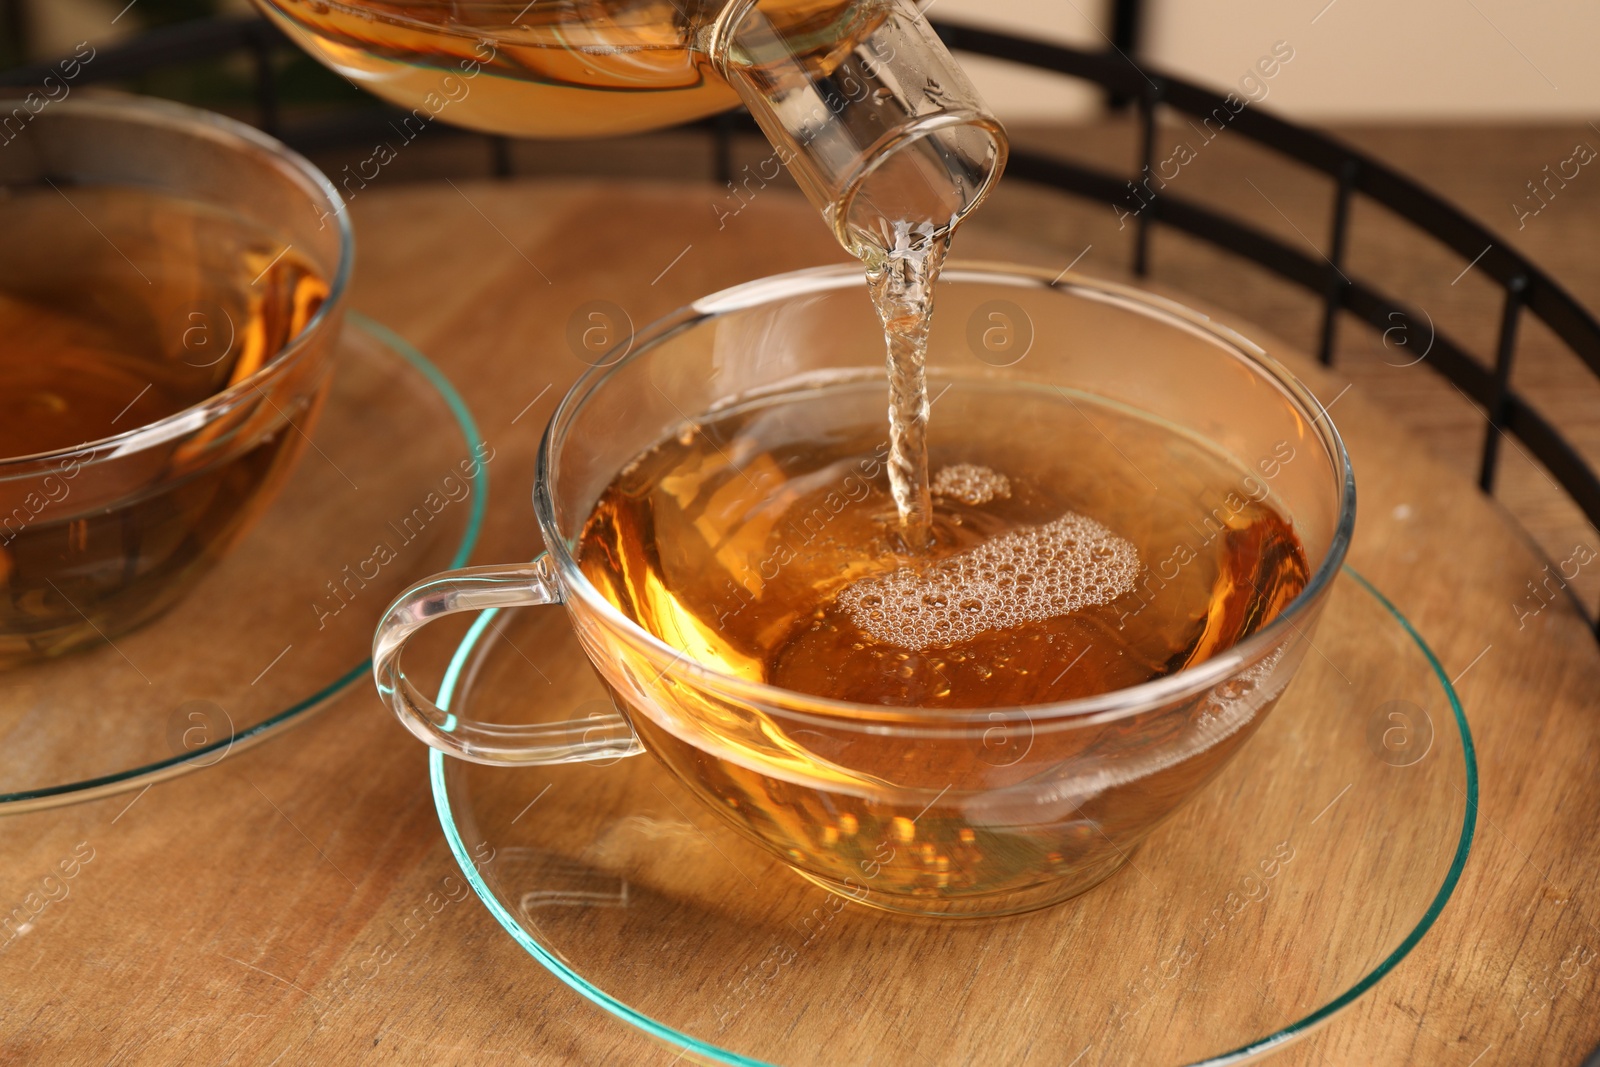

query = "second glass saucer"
[431,569,1475,1065]
[0,313,484,813]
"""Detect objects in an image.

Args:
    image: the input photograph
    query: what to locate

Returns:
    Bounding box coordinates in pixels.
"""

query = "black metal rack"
[5,14,1599,639]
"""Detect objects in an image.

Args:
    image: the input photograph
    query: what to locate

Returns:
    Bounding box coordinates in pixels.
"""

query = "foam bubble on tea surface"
[839,512,1140,650]
[931,463,1011,506]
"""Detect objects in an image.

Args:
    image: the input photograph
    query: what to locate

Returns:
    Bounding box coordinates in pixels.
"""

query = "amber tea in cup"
[578,375,1311,901]
[581,382,1308,707]
[0,97,350,666]
[0,191,326,458]
[376,265,1353,917]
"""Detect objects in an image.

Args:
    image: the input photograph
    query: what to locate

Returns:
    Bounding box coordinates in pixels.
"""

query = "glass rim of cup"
[0,92,353,476]
[536,263,1356,729]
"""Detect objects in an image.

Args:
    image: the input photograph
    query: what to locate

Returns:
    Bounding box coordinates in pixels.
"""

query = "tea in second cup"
[0,96,350,665]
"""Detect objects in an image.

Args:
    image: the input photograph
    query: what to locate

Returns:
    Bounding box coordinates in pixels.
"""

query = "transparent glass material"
[0,95,353,665]
[709,0,1006,255]
[0,315,484,814]
[375,264,1357,917]
[252,0,1005,254]
[432,567,1475,1065]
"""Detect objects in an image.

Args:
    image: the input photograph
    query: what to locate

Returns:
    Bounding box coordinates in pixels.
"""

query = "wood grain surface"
[2,126,1599,1065]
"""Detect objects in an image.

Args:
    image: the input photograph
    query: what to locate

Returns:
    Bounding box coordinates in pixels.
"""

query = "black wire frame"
[935,26,1600,577]
[5,14,1600,639]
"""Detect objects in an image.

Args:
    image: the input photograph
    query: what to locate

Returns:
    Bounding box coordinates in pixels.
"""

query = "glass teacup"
[374,264,1354,917]
[0,95,351,666]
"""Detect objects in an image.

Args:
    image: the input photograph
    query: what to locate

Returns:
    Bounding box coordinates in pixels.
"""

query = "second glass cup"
[374,264,1354,917]
[0,95,351,666]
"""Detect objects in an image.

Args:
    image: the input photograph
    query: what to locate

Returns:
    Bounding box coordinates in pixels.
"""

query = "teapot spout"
[709,0,1008,258]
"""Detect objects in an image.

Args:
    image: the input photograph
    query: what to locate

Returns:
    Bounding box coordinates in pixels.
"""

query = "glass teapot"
[254,0,1006,256]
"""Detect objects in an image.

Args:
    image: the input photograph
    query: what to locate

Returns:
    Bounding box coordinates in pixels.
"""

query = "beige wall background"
[930,0,1599,122]
[21,0,1600,122]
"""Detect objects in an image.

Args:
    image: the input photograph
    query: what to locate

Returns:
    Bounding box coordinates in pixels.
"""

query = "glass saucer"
[431,569,1475,1065]
[0,313,483,813]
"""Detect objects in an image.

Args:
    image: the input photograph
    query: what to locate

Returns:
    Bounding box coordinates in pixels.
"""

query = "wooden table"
[4,138,1600,1065]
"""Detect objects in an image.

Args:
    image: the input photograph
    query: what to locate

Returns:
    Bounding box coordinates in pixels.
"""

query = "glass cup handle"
[372,555,643,766]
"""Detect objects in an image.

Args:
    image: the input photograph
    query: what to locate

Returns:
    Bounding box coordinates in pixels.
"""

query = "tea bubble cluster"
[931,463,1011,506]
[841,511,1140,649]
